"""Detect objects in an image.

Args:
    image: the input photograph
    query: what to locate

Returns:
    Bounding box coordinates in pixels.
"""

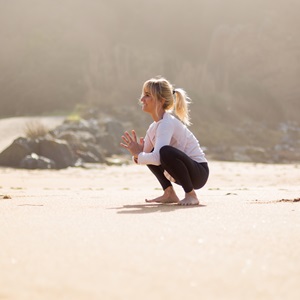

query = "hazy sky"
[0,0,299,120]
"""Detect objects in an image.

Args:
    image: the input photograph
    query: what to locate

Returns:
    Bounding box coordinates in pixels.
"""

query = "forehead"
[143,86,151,94]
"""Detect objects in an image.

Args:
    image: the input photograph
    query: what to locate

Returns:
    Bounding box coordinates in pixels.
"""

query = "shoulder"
[157,113,179,134]
[148,121,156,130]
[162,112,177,123]
[163,112,184,127]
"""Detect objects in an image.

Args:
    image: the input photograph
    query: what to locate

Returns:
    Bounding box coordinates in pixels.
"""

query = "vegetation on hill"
[1,0,299,162]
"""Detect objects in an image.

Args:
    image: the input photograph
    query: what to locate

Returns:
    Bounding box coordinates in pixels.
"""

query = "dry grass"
[24,120,49,139]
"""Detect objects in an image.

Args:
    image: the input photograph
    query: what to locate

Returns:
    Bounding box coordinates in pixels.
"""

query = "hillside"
[0,0,299,162]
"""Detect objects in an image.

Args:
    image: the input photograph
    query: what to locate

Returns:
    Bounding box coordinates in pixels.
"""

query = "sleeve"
[137,118,174,166]
[142,130,153,154]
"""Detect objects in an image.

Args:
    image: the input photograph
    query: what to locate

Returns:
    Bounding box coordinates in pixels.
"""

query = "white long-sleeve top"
[137,112,207,166]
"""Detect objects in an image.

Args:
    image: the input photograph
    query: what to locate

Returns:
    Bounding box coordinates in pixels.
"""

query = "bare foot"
[178,190,199,206]
[145,186,179,204]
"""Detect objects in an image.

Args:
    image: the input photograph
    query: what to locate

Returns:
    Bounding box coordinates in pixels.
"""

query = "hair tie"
[172,89,176,95]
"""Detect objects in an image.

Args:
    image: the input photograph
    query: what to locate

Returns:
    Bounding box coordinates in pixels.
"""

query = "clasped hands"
[120,130,144,158]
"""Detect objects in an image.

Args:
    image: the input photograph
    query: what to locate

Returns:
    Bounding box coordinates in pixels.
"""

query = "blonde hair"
[142,77,191,126]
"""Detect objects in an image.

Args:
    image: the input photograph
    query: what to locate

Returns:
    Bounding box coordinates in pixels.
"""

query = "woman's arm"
[137,120,174,165]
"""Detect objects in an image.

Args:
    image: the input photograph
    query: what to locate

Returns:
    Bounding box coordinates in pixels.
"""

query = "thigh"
[160,145,198,173]
[160,146,209,188]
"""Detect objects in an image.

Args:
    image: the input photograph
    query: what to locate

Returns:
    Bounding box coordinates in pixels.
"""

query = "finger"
[124,131,133,142]
[131,130,137,142]
[120,142,128,149]
[121,136,129,144]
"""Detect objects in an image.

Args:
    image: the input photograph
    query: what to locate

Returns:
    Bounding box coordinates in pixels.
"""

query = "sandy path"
[0,116,65,152]
[1,161,300,300]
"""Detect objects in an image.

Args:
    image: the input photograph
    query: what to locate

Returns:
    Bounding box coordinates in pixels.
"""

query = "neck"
[151,110,165,122]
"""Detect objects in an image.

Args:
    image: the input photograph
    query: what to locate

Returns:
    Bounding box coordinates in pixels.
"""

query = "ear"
[160,98,166,106]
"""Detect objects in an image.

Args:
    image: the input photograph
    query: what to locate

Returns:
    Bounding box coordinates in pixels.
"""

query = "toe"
[145,199,155,203]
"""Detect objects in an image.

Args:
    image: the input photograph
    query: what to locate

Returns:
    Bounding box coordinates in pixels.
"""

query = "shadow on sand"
[110,203,206,214]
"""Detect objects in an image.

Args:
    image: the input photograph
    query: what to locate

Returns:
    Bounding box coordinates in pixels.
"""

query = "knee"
[159,145,173,160]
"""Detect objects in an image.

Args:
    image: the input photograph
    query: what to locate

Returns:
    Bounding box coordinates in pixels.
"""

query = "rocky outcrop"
[0,117,127,169]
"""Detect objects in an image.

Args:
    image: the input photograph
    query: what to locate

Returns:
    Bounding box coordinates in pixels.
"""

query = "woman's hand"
[120,130,144,158]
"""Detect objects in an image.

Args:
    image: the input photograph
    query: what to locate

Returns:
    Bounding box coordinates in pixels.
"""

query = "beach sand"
[1,160,300,300]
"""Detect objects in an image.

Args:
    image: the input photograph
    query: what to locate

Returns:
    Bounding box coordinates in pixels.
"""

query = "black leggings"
[147,145,209,193]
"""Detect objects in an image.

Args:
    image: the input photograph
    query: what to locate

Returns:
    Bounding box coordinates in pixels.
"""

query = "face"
[140,89,156,114]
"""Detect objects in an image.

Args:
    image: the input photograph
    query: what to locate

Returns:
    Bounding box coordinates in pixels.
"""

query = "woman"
[120,77,209,205]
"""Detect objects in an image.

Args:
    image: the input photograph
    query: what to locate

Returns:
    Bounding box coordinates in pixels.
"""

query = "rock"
[76,150,99,163]
[56,131,80,144]
[52,119,100,136]
[82,143,106,163]
[245,147,267,163]
[0,137,33,167]
[233,151,252,162]
[103,120,125,154]
[97,134,121,156]
[20,153,56,169]
[105,120,124,140]
[71,131,96,143]
[39,138,76,169]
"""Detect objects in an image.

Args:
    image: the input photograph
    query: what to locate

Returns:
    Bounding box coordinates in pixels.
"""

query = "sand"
[0,117,300,300]
[0,161,299,300]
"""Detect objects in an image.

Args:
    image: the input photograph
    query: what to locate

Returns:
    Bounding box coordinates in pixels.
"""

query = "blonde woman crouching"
[121,77,209,205]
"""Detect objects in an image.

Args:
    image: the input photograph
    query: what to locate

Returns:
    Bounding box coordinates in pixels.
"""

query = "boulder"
[20,153,56,169]
[97,134,121,156]
[39,138,76,169]
[105,120,124,139]
[0,137,33,167]
[81,143,106,163]
[76,150,100,163]
[56,131,80,144]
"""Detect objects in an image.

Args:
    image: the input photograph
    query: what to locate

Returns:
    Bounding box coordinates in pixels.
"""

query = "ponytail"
[142,77,192,126]
[173,88,191,126]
